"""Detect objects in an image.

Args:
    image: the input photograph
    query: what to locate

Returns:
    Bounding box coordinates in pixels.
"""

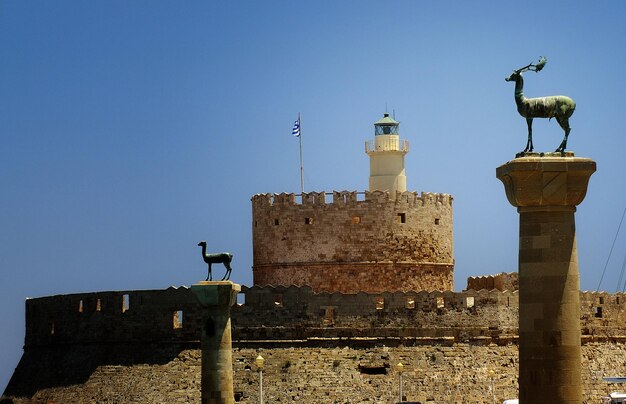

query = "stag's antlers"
[514,56,547,74]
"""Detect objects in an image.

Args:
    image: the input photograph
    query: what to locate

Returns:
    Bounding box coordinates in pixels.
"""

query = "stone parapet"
[17,286,626,351]
[466,272,519,292]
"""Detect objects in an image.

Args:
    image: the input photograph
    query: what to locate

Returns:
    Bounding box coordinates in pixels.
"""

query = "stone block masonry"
[5,286,626,402]
[467,272,519,292]
[252,190,454,293]
[5,343,626,403]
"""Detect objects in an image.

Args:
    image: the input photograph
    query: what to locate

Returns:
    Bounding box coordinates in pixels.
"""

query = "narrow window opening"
[405,298,415,309]
[397,213,406,224]
[507,297,510,307]
[305,217,314,225]
[599,296,605,305]
[254,221,257,228]
[78,300,84,313]
[436,296,444,309]
[274,219,280,226]
[435,218,440,225]
[465,296,475,308]
[356,193,365,201]
[274,294,283,307]
[323,307,336,327]
[122,294,130,313]
[594,306,603,318]
[617,297,621,305]
[351,216,361,224]
[375,297,385,310]
[96,299,102,312]
[359,365,387,375]
[173,310,183,329]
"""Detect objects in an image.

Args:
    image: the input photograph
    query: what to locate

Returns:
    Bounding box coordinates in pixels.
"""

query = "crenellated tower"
[251,113,454,294]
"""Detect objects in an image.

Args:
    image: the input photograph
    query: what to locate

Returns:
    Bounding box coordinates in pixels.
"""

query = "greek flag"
[292,118,301,137]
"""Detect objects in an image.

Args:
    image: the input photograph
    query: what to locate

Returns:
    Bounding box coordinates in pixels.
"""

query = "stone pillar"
[497,154,595,404]
[191,281,241,404]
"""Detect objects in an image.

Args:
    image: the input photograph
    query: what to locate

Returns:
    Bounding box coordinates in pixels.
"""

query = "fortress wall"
[251,190,454,292]
[7,287,626,401]
[580,291,626,337]
[6,343,626,403]
[466,272,519,292]
[23,287,201,347]
[240,285,517,315]
[17,287,626,350]
[18,287,517,349]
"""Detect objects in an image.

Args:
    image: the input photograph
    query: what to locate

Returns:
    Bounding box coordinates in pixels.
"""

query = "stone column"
[496,154,595,404]
[191,280,241,404]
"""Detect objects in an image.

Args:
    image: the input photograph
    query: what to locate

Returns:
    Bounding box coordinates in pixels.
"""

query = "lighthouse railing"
[365,138,409,153]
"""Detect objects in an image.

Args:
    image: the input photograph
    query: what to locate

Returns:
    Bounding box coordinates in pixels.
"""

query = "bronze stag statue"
[505,56,576,154]
[197,241,233,281]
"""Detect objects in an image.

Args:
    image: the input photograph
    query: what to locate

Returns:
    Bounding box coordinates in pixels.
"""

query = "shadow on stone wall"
[4,342,196,398]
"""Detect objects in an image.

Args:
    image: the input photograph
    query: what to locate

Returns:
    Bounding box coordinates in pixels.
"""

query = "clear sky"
[1,0,625,393]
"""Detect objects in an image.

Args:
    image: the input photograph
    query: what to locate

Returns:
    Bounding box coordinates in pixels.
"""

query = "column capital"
[191,281,241,307]
[496,156,596,209]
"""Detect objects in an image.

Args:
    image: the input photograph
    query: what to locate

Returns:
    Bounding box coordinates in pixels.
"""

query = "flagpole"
[298,112,304,194]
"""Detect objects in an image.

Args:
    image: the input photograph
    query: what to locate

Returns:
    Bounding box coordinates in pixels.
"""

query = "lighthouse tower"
[251,112,454,294]
[365,113,409,199]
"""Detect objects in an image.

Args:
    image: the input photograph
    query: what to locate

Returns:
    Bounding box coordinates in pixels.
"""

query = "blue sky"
[1,0,625,393]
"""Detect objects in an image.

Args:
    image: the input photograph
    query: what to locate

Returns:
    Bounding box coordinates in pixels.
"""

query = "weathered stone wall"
[467,272,519,291]
[581,291,626,338]
[21,287,201,348]
[253,262,453,293]
[11,287,626,350]
[251,190,454,292]
[6,287,626,402]
[6,342,626,403]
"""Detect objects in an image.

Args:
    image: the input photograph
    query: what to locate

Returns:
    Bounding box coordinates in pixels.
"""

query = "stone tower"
[251,114,454,294]
[365,113,408,199]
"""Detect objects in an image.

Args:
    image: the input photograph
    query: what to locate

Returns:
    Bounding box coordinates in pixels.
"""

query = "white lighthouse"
[365,113,409,198]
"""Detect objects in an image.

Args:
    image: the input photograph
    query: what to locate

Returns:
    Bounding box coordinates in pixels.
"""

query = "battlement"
[23,287,201,348]
[251,190,453,208]
[19,286,626,349]
[466,272,519,292]
[251,190,454,293]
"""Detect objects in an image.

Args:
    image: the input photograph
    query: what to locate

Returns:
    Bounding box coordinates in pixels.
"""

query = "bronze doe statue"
[505,56,576,153]
[197,241,233,281]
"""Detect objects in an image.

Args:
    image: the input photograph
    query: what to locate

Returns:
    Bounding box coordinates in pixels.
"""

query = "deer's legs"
[524,118,534,152]
[206,263,212,281]
[221,261,233,281]
[555,117,570,153]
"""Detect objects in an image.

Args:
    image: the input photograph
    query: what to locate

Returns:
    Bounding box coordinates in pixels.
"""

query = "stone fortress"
[252,113,453,295]
[2,115,625,403]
